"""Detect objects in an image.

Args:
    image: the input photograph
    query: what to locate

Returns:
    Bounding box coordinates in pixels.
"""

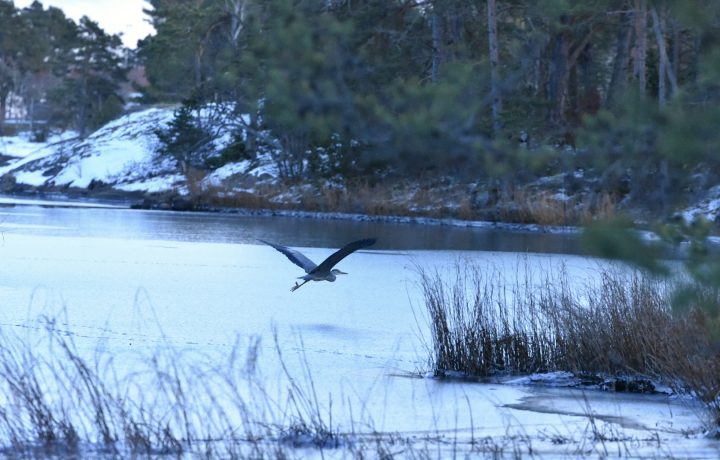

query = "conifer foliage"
[136,0,720,189]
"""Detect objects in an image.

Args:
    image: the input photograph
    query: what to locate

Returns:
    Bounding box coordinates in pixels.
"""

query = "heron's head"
[331,269,348,275]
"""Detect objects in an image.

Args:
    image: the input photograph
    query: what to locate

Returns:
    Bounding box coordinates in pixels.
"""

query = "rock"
[0,174,17,192]
[87,179,107,190]
[170,196,195,211]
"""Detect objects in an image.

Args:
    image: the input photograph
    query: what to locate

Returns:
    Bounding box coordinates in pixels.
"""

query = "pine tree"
[139,0,228,101]
[50,17,126,136]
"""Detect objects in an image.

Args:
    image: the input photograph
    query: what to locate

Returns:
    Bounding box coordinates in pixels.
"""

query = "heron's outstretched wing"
[259,239,317,273]
[312,238,376,274]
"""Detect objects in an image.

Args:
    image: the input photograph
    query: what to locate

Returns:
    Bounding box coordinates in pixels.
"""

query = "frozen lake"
[0,200,716,457]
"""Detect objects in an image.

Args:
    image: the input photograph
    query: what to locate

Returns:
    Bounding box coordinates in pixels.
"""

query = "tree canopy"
[136,0,720,191]
[4,0,720,200]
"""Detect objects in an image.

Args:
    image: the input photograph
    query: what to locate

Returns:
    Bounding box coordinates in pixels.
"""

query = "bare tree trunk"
[279,133,307,178]
[651,7,678,107]
[548,31,569,125]
[246,111,258,159]
[78,76,88,138]
[607,18,631,106]
[534,52,542,97]
[447,10,462,60]
[633,0,647,94]
[225,0,247,47]
[672,19,680,85]
[691,33,701,84]
[578,43,600,116]
[0,86,8,130]
[194,47,204,88]
[534,36,549,99]
[0,74,10,131]
[431,12,443,82]
[656,19,666,106]
[29,96,34,133]
[568,58,579,121]
[487,0,502,136]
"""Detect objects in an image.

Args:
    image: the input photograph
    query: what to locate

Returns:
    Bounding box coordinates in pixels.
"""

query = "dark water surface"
[0,202,583,254]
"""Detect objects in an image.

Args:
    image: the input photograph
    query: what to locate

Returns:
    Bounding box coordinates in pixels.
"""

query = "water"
[0,199,713,457]
[0,203,582,253]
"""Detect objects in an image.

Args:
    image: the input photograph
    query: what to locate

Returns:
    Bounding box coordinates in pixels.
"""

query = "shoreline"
[0,190,581,235]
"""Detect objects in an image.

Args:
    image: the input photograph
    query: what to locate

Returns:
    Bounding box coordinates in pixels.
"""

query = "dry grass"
[421,263,558,376]
[0,319,349,457]
[183,176,619,226]
[487,189,617,226]
[420,261,720,416]
[0,317,542,458]
[301,180,412,216]
[148,167,627,226]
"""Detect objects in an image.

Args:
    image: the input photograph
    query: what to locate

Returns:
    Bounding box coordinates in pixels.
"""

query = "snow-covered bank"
[0,107,270,194]
[0,104,588,230]
[175,206,581,234]
[0,108,180,192]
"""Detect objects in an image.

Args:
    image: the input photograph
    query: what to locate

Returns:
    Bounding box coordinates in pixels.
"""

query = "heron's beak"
[336,270,348,275]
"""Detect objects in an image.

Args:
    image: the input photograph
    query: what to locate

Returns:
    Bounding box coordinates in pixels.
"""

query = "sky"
[14,0,155,48]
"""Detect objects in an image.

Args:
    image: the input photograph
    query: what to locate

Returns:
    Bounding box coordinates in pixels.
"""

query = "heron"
[259,238,376,292]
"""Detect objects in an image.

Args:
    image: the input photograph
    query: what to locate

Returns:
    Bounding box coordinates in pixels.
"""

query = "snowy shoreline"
[204,206,581,234]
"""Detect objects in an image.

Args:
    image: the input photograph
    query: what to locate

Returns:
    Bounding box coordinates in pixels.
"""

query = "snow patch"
[52,139,149,188]
[682,185,720,223]
[13,170,49,187]
[203,161,252,187]
[115,174,184,193]
[0,131,77,159]
[506,371,577,386]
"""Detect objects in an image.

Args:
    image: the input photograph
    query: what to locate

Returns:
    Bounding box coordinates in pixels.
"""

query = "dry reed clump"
[420,261,720,404]
[421,263,559,376]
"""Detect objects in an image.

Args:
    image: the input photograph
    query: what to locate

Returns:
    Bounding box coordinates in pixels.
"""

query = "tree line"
[3,0,720,210]
[0,0,126,139]
[139,1,720,200]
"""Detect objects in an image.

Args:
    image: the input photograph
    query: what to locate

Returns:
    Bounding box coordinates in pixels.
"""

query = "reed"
[420,261,720,420]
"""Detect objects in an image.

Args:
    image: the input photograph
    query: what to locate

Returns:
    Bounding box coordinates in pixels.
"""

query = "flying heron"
[259,238,376,292]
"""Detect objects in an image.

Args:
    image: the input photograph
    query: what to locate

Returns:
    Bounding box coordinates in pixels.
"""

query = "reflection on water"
[0,203,583,254]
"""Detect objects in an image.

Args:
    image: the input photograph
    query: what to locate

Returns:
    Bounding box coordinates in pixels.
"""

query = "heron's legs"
[291,280,310,292]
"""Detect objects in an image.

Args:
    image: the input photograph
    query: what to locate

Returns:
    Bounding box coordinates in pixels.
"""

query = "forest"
[2,0,720,219]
